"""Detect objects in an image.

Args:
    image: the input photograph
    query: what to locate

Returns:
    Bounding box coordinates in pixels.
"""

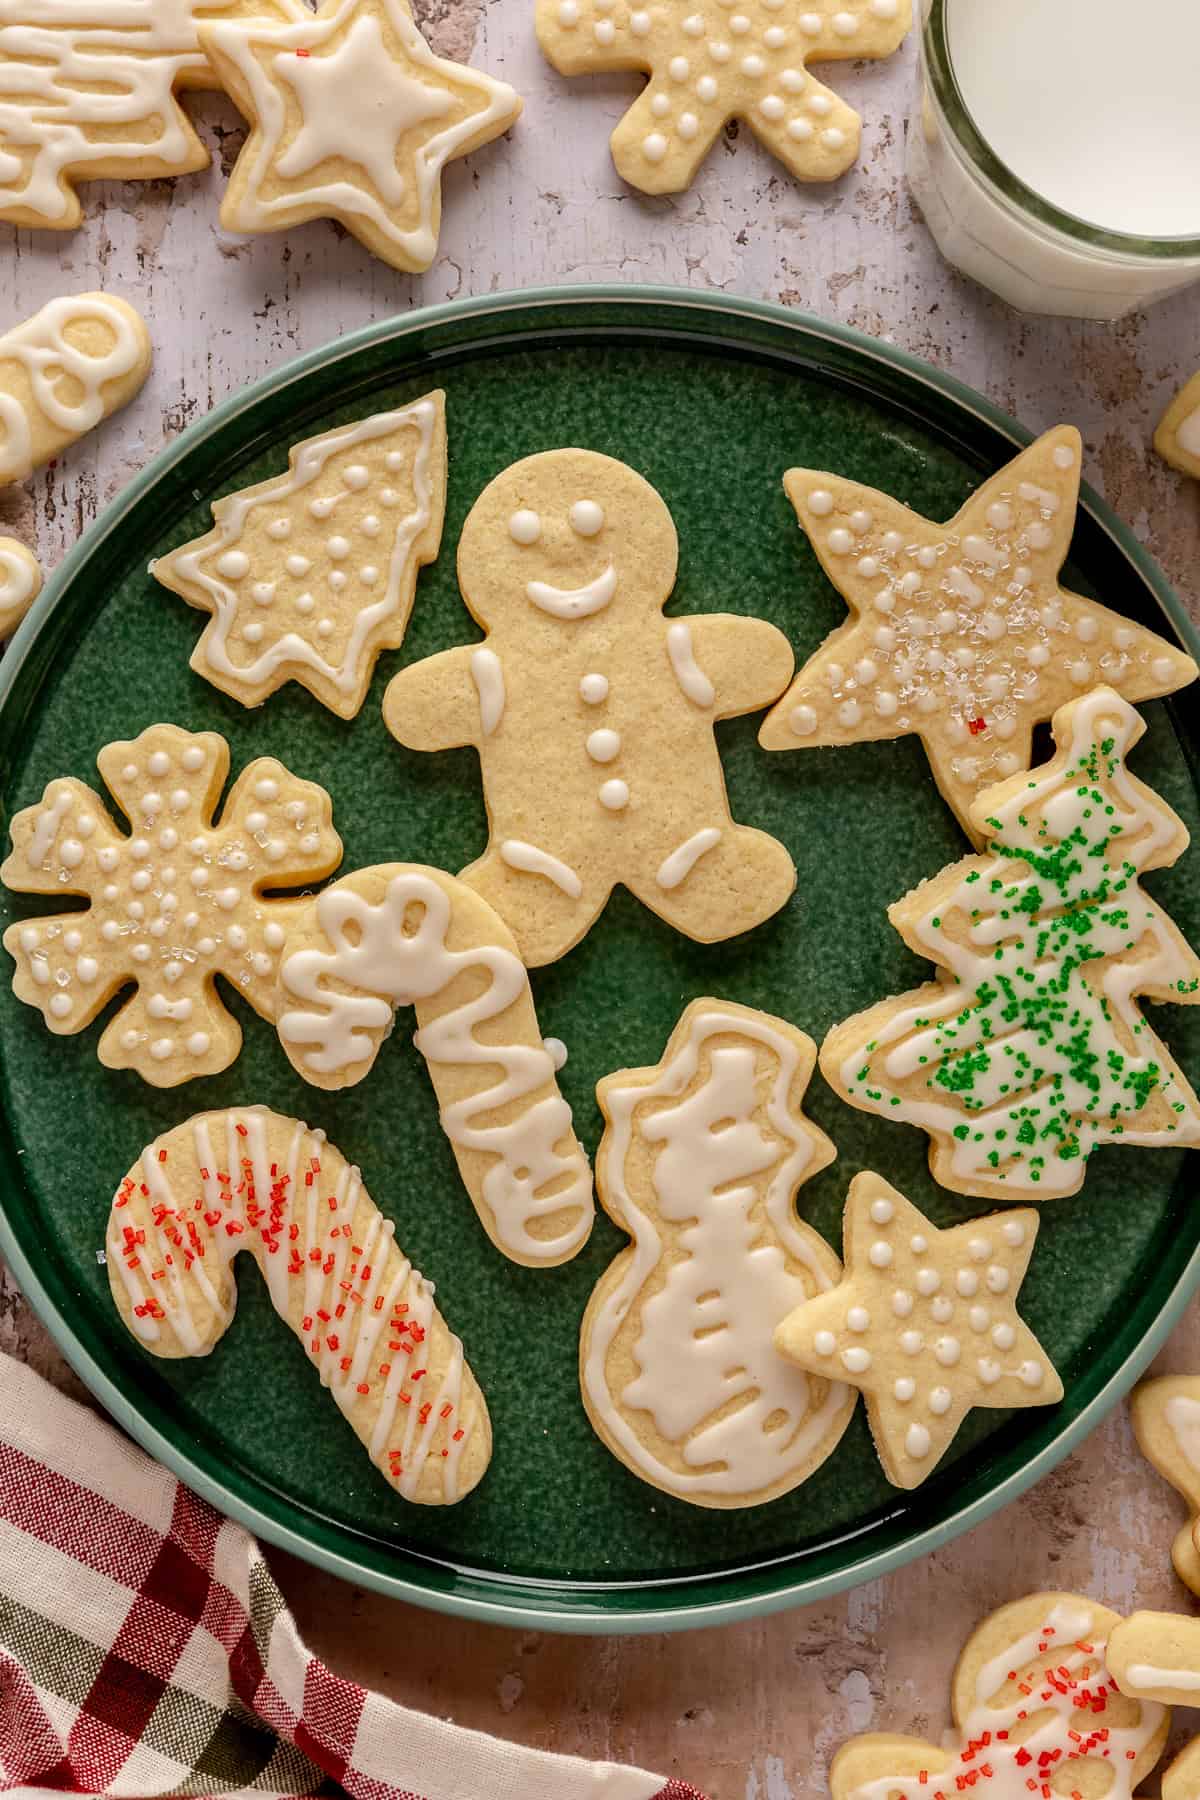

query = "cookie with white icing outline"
[1,723,342,1086]
[1155,371,1200,482]
[1130,1376,1200,1596]
[535,0,910,198]
[152,394,446,717]
[759,426,1197,844]
[108,1106,491,1506]
[820,687,1200,1201]
[384,448,797,967]
[0,295,151,485]
[579,998,854,1509]
[1109,1613,1200,1708]
[0,538,40,637]
[199,0,522,274]
[830,1594,1169,1800]
[275,862,595,1268]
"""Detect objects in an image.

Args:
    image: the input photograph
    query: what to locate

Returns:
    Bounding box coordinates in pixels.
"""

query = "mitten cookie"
[384,448,796,965]
[774,1173,1060,1488]
[820,687,1200,1200]
[0,538,39,637]
[759,427,1197,842]
[108,1107,490,1505]
[2,723,341,1085]
[580,999,854,1508]
[536,0,910,197]
[275,863,594,1267]
[0,295,151,485]
[199,0,522,273]
[1155,371,1200,481]
[1130,1377,1200,1595]
[153,394,446,717]
[830,1594,1170,1800]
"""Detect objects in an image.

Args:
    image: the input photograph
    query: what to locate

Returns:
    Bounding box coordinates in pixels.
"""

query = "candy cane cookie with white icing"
[1130,1377,1200,1595]
[1110,1613,1200,1707]
[579,999,855,1508]
[0,296,151,486]
[275,864,594,1268]
[152,394,446,717]
[830,1594,1169,1800]
[108,1107,490,1505]
[0,538,40,637]
[1155,370,1200,482]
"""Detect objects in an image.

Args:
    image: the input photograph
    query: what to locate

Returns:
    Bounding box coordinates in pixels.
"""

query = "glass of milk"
[908,0,1200,319]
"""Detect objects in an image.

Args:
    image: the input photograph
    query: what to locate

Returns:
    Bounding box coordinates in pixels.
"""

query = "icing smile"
[525,563,617,619]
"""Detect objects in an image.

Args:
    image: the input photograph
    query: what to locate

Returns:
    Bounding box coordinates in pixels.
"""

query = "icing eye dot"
[509,509,541,545]
[570,499,605,537]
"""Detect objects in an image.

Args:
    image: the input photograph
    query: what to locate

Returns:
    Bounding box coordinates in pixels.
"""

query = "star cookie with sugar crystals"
[1155,370,1200,481]
[773,1172,1062,1488]
[536,0,910,196]
[759,426,1198,844]
[200,0,522,273]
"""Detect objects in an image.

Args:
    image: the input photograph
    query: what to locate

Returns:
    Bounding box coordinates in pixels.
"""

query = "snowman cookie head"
[457,449,678,628]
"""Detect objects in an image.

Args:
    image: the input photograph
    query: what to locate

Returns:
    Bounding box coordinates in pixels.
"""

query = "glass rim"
[923,0,1200,262]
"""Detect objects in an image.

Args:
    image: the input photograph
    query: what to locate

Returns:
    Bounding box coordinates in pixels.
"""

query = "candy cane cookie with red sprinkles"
[107,1106,491,1505]
[830,1593,1169,1800]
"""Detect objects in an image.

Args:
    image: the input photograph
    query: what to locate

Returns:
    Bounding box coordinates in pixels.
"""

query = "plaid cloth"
[0,1354,708,1800]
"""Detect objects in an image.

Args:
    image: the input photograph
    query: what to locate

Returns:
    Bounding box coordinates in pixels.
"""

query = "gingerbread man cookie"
[275,863,595,1267]
[199,0,522,273]
[820,688,1200,1201]
[1131,1377,1200,1595]
[580,999,854,1508]
[0,538,40,637]
[0,295,151,486]
[1155,371,1200,482]
[759,427,1197,843]
[109,1107,491,1505]
[384,449,796,966]
[2,724,342,1086]
[830,1594,1170,1800]
[536,0,910,197]
[153,394,446,717]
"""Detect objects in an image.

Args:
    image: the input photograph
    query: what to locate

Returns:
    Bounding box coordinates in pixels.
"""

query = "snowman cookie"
[384,449,797,966]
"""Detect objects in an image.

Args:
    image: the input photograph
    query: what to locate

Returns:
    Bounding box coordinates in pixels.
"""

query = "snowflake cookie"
[152,394,446,717]
[759,426,1198,842]
[0,295,151,486]
[1,724,342,1086]
[820,687,1200,1201]
[199,0,523,273]
[536,0,910,196]
[108,1107,491,1504]
[1155,369,1200,481]
[830,1594,1169,1800]
[0,538,39,638]
[1130,1377,1200,1596]
[580,998,854,1507]
[384,448,797,966]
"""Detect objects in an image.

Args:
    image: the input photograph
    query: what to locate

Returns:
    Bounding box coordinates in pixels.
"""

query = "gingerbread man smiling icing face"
[383,449,797,965]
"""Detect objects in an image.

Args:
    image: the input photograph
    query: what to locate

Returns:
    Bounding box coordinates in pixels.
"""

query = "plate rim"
[2,281,1198,1635]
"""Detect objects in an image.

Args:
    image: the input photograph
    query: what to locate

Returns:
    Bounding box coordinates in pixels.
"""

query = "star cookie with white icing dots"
[773,1172,1062,1488]
[536,0,909,195]
[199,0,522,272]
[759,426,1198,845]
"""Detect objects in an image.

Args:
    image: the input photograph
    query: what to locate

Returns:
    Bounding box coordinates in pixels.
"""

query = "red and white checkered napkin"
[0,1354,708,1800]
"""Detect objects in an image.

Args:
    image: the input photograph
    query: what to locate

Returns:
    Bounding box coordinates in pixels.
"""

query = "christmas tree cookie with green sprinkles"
[820,685,1200,1201]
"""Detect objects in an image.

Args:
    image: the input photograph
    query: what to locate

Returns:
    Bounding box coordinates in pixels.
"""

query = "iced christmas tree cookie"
[0,295,151,485]
[579,999,854,1508]
[820,687,1200,1200]
[2,723,341,1085]
[759,427,1197,843]
[0,538,39,637]
[275,864,594,1267]
[384,448,797,965]
[1131,1377,1200,1596]
[774,1172,1059,1488]
[153,395,445,717]
[108,1107,491,1505]
[536,0,910,198]
[1155,371,1200,481]
[830,1594,1169,1800]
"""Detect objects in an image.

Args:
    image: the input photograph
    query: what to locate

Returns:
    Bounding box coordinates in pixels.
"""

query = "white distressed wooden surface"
[3,16,1200,1800]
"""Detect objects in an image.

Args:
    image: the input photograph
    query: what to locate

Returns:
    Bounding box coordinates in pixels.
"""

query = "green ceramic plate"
[2,287,1198,1634]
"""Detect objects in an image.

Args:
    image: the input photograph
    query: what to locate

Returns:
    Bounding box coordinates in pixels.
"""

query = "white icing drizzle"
[0,297,146,483]
[277,871,593,1263]
[1126,1663,1200,1692]
[499,838,583,897]
[108,1108,482,1503]
[1167,1394,1200,1472]
[666,620,715,707]
[525,562,617,619]
[656,825,721,889]
[469,646,505,734]
[583,1007,848,1499]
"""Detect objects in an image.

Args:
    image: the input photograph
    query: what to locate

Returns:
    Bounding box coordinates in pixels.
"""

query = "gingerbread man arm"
[383,646,487,751]
[667,615,794,718]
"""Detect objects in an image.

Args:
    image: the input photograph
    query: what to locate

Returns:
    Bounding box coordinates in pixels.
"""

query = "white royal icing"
[1126,1662,1200,1692]
[1178,406,1200,459]
[0,296,146,483]
[1167,1394,1200,1473]
[499,838,583,897]
[666,620,715,707]
[469,646,505,735]
[525,562,617,620]
[656,825,720,889]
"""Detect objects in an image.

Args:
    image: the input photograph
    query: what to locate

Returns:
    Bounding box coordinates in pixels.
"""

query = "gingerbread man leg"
[460,844,608,966]
[627,824,794,942]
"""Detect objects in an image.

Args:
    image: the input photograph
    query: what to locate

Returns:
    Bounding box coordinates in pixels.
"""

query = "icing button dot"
[991,1322,1015,1351]
[893,1377,915,1402]
[869,1197,894,1224]
[587,728,621,764]
[841,1346,871,1374]
[599,779,629,810]
[1001,1220,1026,1247]
[955,1269,978,1297]
[905,1423,931,1459]
[930,1295,953,1323]
[846,1305,870,1332]
[985,1265,1011,1294]
[915,1267,940,1296]
[643,132,669,160]
[891,1289,913,1317]
[678,112,699,137]
[868,1240,893,1268]
[899,1330,923,1356]
[934,1336,960,1367]
[1018,1361,1043,1387]
[789,703,817,736]
[814,1329,836,1356]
